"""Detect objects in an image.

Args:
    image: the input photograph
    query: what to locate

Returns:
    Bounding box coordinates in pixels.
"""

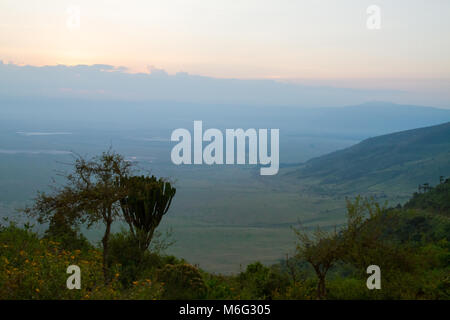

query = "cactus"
[120,175,176,252]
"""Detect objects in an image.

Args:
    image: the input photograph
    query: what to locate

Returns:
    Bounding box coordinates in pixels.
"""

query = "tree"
[120,175,176,253]
[293,226,342,299]
[340,196,387,270]
[26,150,132,282]
[293,196,387,299]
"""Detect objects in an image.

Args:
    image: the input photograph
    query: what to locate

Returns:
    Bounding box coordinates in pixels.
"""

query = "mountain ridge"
[284,121,450,198]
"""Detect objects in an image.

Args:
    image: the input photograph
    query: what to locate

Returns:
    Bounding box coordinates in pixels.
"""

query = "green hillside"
[404,177,450,216]
[285,122,450,199]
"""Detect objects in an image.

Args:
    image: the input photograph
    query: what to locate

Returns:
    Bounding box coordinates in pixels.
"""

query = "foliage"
[237,262,290,299]
[203,274,236,299]
[120,175,176,253]
[0,222,121,299]
[293,194,450,299]
[25,149,132,282]
[44,212,92,251]
[404,178,450,216]
[107,230,174,287]
[293,226,341,299]
[157,263,207,299]
[3,167,449,300]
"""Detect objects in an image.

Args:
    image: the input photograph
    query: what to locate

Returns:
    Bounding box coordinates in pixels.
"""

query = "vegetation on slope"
[0,149,449,300]
[0,184,449,299]
[404,177,450,216]
[290,122,450,196]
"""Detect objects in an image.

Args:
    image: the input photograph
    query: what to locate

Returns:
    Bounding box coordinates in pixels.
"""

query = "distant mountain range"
[2,98,450,141]
[3,62,448,108]
[285,121,450,199]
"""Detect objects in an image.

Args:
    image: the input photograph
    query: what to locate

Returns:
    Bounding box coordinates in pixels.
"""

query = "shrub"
[0,223,121,299]
[204,274,235,299]
[157,263,207,299]
[238,262,290,299]
[276,278,317,300]
[107,231,164,287]
[44,213,92,251]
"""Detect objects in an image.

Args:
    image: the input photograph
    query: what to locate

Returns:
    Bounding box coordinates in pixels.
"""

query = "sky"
[0,0,449,107]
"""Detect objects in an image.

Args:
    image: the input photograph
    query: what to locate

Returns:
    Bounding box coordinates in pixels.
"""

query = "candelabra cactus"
[120,175,176,252]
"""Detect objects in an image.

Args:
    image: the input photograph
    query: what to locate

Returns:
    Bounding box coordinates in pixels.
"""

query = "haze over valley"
[1,87,449,272]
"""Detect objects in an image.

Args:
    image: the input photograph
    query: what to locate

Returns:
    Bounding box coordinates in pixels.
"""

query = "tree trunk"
[102,213,112,284]
[317,275,326,300]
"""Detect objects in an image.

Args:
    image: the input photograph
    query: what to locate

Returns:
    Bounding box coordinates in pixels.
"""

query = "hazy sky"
[0,0,449,106]
[1,0,449,77]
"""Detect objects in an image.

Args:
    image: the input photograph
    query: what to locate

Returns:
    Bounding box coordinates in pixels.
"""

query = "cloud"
[0,61,419,107]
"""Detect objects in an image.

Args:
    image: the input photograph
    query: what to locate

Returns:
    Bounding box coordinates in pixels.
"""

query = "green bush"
[204,274,235,299]
[327,277,371,300]
[157,263,207,299]
[107,231,163,287]
[277,278,317,300]
[238,262,290,299]
[44,213,92,252]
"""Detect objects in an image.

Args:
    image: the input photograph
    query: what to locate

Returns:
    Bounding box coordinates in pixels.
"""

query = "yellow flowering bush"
[0,224,121,299]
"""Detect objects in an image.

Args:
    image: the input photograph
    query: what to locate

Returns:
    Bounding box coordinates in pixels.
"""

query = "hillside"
[404,178,450,216]
[286,122,450,198]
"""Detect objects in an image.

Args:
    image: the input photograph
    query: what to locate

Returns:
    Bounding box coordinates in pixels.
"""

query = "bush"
[0,223,121,299]
[238,262,290,299]
[204,274,236,299]
[157,263,207,299]
[44,212,92,252]
[327,277,371,300]
[276,278,317,300]
[107,231,163,287]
